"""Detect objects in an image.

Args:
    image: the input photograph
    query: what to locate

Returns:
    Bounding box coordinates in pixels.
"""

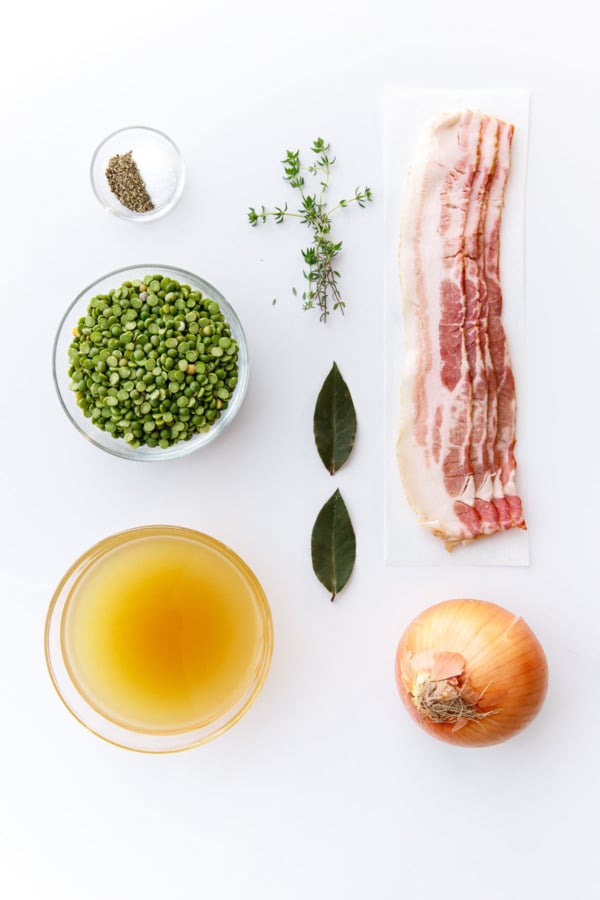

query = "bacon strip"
[397,109,525,548]
[483,121,525,530]
[464,115,500,534]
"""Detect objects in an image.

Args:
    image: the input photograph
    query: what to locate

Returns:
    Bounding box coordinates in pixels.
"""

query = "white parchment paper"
[383,89,530,566]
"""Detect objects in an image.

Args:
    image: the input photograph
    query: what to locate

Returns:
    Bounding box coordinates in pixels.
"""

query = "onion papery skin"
[395,599,548,747]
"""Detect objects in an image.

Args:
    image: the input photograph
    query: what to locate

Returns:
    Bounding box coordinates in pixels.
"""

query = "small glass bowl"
[90,126,185,222]
[52,264,249,461]
[45,525,274,753]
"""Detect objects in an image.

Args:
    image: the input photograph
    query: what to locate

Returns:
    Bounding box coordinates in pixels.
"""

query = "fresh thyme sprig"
[248,138,373,322]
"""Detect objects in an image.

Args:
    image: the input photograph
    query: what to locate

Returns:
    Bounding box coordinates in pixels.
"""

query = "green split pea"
[68,275,239,449]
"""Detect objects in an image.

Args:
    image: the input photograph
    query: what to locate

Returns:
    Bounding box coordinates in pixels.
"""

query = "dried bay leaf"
[311,488,356,601]
[313,362,357,474]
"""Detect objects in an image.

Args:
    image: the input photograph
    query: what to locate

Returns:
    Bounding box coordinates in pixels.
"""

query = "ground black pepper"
[105,150,155,213]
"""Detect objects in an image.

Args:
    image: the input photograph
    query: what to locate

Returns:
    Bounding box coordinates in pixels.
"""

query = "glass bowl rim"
[44,524,274,753]
[52,263,249,462]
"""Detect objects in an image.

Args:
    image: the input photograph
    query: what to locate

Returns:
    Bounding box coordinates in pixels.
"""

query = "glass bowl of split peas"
[52,264,249,461]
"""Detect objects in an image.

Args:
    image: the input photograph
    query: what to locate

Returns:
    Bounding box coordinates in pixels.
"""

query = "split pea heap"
[68,275,239,449]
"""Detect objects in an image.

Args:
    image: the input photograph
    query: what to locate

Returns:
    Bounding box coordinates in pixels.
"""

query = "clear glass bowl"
[45,525,274,753]
[90,126,185,222]
[52,264,249,461]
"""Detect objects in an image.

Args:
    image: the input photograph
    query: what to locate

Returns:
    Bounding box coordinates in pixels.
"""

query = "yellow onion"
[395,598,548,747]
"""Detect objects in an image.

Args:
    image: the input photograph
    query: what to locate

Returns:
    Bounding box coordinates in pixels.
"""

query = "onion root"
[410,659,499,731]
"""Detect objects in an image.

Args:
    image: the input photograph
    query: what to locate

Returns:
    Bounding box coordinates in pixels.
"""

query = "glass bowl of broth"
[45,525,273,752]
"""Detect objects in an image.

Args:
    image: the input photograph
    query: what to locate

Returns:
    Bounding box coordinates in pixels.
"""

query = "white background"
[1,2,598,898]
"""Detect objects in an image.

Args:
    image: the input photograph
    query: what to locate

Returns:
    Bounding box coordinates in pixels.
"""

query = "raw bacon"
[397,109,525,548]
[483,122,525,530]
